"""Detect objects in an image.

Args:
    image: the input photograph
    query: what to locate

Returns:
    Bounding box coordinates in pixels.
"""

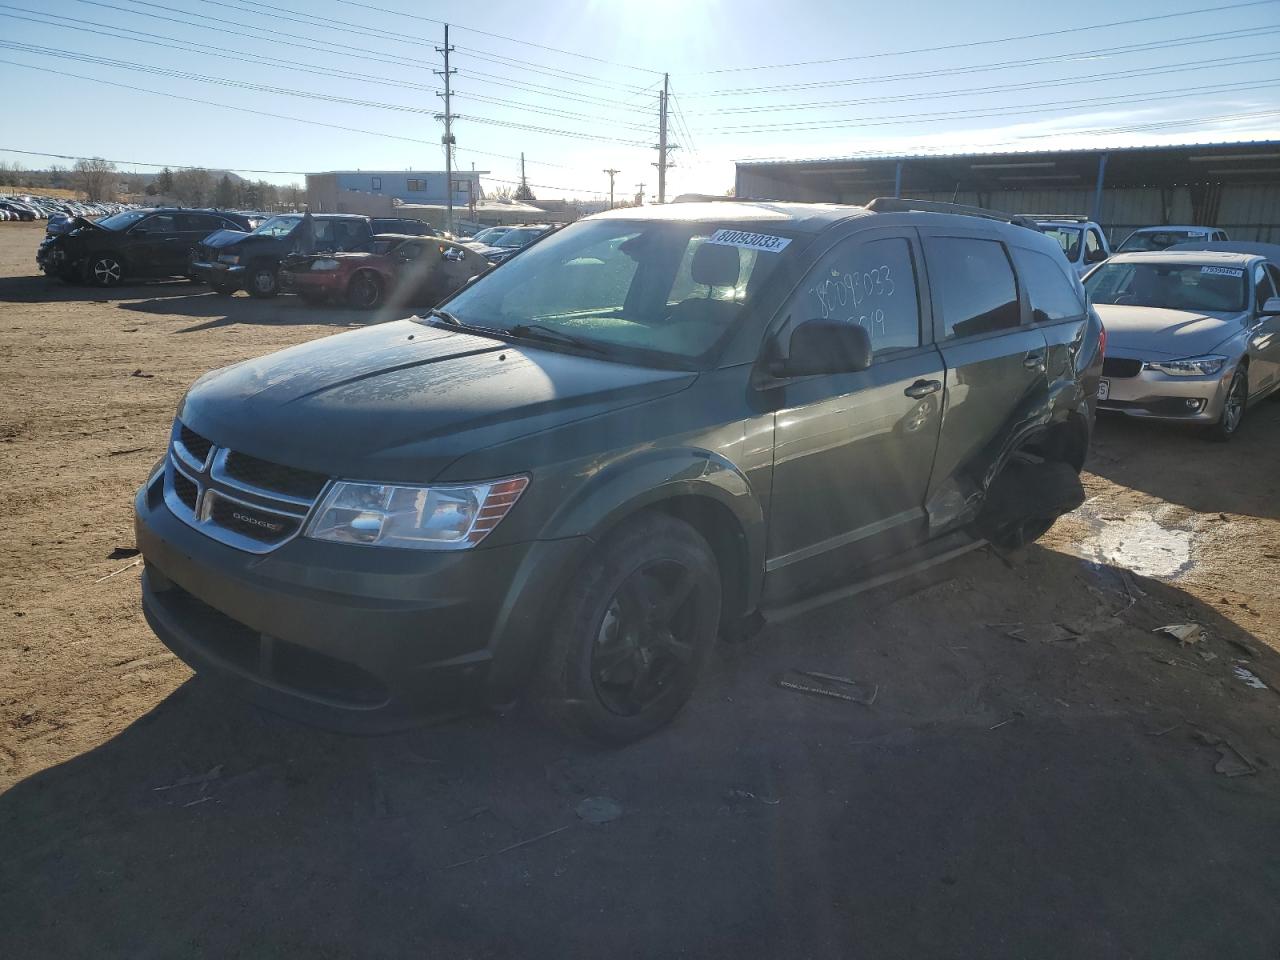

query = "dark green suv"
[134,199,1103,742]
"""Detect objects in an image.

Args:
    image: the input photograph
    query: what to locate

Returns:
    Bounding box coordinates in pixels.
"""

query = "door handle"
[1023,352,1046,370]
[904,379,942,399]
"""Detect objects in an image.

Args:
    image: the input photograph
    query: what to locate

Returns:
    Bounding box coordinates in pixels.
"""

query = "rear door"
[1008,241,1092,408]
[1249,262,1280,397]
[176,214,224,271]
[129,212,181,274]
[917,229,1049,526]
[763,227,945,601]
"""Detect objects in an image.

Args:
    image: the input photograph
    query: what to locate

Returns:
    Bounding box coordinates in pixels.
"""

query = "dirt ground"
[2,219,1279,958]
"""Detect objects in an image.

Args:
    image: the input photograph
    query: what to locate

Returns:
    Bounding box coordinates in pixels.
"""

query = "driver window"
[141,214,175,233]
[797,235,921,354]
[1085,230,1103,258]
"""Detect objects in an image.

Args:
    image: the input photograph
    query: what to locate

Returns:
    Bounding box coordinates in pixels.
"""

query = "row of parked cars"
[1034,216,1231,278]
[35,206,555,311]
[1,193,135,224]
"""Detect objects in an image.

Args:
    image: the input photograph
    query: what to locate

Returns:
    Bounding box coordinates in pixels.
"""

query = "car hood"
[179,318,696,482]
[1093,304,1246,359]
[199,228,253,250]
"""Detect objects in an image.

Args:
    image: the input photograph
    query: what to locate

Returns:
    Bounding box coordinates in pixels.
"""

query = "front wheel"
[532,513,722,744]
[246,263,279,298]
[346,271,383,310]
[1209,367,1247,441]
[86,253,124,287]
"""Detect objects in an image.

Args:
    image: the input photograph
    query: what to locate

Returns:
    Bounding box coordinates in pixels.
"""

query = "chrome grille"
[164,420,327,554]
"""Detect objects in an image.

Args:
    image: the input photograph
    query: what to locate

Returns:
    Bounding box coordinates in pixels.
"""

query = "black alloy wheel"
[346,271,383,310]
[534,512,722,744]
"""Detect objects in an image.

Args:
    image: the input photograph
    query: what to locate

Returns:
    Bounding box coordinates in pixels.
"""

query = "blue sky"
[1,0,1278,199]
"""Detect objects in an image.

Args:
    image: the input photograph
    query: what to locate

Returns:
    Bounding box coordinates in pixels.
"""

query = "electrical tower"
[434,25,457,234]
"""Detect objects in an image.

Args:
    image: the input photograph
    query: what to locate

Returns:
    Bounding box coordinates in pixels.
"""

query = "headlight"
[217,254,240,265]
[305,476,529,550]
[1143,355,1227,377]
[310,258,340,271]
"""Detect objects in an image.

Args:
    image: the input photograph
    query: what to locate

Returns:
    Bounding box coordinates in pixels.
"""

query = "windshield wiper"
[429,307,461,325]
[508,323,609,355]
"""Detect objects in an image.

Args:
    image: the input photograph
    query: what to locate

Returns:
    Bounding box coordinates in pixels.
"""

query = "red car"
[279,234,490,310]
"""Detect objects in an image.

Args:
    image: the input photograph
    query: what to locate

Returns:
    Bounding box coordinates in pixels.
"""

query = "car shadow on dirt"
[1087,403,1280,519]
[0,274,211,304]
[3,546,1278,959]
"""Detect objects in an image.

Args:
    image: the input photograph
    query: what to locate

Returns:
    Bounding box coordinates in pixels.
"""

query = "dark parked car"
[279,234,490,309]
[36,208,255,286]
[471,224,555,264]
[192,213,374,298]
[135,199,1101,742]
[370,217,437,237]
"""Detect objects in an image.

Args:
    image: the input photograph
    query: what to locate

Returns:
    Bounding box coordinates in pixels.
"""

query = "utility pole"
[635,182,646,206]
[654,73,677,204]
[434,24,456,234]
[602,168,620,209]
[519,152,529,199]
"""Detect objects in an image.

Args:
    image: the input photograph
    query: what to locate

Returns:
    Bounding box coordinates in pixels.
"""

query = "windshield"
[1117,230,1205,252]
[432,218,795,366]
[1041,226,1082,261]
[493,227,546,248]
[97,210,148,231]
[471,227,507,244]
[251,215,301,237]
[1085,261,1247,312]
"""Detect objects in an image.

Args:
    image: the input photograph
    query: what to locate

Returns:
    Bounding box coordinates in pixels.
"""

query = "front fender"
[540,446,767,600]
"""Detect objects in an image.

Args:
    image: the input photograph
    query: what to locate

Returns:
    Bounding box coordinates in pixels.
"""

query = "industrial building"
[735,141,1280,243]
[305,169,484,215]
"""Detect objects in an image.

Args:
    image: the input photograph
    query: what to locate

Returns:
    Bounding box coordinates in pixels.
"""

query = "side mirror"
[1261,296,1280,316]
[771,320,872,377]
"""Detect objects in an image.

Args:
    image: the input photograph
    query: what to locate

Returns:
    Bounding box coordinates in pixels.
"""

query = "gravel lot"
[2,219,1279,958]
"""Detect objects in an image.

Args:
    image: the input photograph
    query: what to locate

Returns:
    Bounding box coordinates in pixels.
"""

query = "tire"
[346,271,383,310]
[978,455,1084,550]
[246,262,280,298]
[210,283,236,297]
[1210,366,1248,440]
[532,512,722,745]
[86,252,125,288]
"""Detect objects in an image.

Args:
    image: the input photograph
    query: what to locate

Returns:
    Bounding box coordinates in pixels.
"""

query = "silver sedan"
[1084,251,1280,439]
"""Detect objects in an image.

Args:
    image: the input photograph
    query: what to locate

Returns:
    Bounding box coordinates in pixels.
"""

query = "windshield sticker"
[707,229,791,253]
[1201,266,1243,277]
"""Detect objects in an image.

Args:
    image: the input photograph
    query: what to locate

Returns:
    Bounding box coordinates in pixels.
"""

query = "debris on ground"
[93,557,141,584]
[443,825,572,870]
[991,621,1086,644]
[129,369,154,378]
[1233,666,1269,691]
[779,669,878,705]
[153,765,223,792]
[575,796,623,824]
[1153,623,1203,646]
[1193,730,1259,777]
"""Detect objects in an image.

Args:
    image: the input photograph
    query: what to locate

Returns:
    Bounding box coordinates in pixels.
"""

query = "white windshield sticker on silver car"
[1201,266,1243,277]
[707,229,792,253]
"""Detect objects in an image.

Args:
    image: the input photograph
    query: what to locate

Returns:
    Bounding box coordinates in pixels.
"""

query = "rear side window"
[177,214,220,233]
[1085,230,1104,257]
[1254,263,1277,309]
[1011,247,1084,321]
[802,235,921,353]
[141,214,176,233]
[924,237,1020,338]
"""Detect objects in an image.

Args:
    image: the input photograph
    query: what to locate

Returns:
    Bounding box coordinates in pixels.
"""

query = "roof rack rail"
[1026,214,1093,223]
[864,197,1040,230]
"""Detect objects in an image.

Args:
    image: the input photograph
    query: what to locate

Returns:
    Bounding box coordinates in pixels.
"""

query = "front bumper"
[204,261,248,289]
[1097,357,1232,423]
[134,471,586,730]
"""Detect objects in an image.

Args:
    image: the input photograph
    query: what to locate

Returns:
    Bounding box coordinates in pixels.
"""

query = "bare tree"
[73,158,117,201]
[172,167,212,206]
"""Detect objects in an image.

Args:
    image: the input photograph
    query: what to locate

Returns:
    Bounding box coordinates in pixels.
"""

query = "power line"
[691,50,1280,119]
[330,0,662,75]
[686,24,1280,98]
[695,0,1280,74]
[703,78,1280,134]
[0,147,309,176]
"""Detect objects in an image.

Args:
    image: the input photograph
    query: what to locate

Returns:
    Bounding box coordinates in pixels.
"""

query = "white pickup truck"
[1033,216,1111,278]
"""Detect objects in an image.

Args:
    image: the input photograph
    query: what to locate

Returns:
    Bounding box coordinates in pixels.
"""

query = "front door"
[917,230,1050,528]
[763,229,945,602]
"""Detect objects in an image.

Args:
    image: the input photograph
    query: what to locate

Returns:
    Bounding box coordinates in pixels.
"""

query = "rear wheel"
[532,512,722,744]
[246,262,279,298]
[86,253,124,288]
[978,454,1084,550]
[1210,367,1247,440]
[346,271,383,310]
